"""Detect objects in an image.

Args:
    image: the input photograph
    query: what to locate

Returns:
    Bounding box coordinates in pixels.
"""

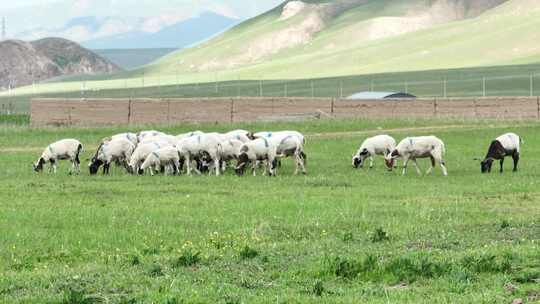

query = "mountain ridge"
[0,38,120,89]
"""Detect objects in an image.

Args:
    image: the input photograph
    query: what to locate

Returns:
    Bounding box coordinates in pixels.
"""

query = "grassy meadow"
[1,118,540,303]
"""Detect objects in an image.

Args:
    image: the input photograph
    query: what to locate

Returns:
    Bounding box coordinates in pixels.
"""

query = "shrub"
[172,249,201,268]
[370,227,390,243]
[239,245,259,260]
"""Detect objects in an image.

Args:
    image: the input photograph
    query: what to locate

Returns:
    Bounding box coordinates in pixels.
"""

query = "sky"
[1,0,283,40]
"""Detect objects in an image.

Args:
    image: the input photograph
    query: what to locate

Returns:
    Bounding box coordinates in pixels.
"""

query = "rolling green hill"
[4,0,540,98]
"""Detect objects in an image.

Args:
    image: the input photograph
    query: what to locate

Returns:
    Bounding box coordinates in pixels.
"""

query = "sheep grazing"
[253,131,307,169]
[140,134,177,146]
[33,139,83,174]
[352,135,396,169]
[385,136,448,176]
[177,131,204,141]
[177,133,223,176]
[139,146,180,176]
[109,132,138,146]
[478,133,522,173]
[128,141,172,174]
[222,130,252,143]
[235,138,277,176]
[219,139,244,171]
[235,135,306,176]
[137,130,165,142]
[253,130,305,145]
[89,138,135,175]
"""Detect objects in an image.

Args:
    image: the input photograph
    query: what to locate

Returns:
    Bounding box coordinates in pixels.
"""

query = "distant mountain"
[0,38,120,89]
[94,48,177,70]
[83,12,241,49]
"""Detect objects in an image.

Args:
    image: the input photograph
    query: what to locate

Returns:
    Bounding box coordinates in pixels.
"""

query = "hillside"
[143,0,540,80]
[0,38,120,89]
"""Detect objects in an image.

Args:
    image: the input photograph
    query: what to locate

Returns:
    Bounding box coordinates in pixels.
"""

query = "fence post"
[443,78,447,98]
[331,98,335,114]
[536,97,540,119]
[128,98,132,124]
[167,100,171,125]
[284,83,288,98]
[531,74,534,97]
[339,81,343,98]
[473,98,478,118]
[311,80,314,98]
[404,81,408,94]
[259,79,263,97]
[482,77,486,97]
[370,80,374,92]
[230,98,234,123]
[433,98,438,117]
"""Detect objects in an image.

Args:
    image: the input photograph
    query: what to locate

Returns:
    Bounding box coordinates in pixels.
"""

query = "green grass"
[1,118,540,302]
[93,48,178,70]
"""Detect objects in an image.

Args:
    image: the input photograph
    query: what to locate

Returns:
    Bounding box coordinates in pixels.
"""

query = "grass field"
[1,118,540,303]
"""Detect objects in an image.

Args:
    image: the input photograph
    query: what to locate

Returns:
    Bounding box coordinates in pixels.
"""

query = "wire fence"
[1,71,540,114]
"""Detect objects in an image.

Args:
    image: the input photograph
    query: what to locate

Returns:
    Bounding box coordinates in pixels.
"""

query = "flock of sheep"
[32,130,307,176]
[32,128,522,177]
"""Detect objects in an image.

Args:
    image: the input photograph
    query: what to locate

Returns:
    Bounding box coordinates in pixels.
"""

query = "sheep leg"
[252,161,257,177]
[214,157,221,176]
[500,158,505,173]
[513,152,520,172]
[426,156,435,175]
[369,156,374,169]
[440,160,448,176]
[401,158,409,176]
[49,159,57,174]
[186,155,192,175]
[412,159,422,176]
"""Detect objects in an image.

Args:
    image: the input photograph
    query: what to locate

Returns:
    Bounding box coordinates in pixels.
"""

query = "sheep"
[140,134,177,146]
[33,139,83,174]
[235,135,306,176]
[109,132,138,146]
[253,131,307,170]
[176,131,204,141]
[137,130,165,142]
[222,130,252,143]
[253,130,305,145]
[139,146,180,176]
[235,138,277,176]
[177,133,223,176]
[89,138,135,175]
[385,136,448,176]
[352,135,396,169]
[128,141,172,174]
[478,133,522,173]
[219,139,244,171]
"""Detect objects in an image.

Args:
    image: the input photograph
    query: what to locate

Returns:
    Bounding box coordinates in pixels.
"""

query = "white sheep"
[128,141,172,174]
[177,133,223,176]
[352,135,396,169]
[33,139,83,174]
[219,139,244,172]
[222,130,252,143]
[176,131,205,141]
[385,136,448,176]
[111,132,138,145]
[235,135,306,176]
[137,130,165,142]
[253,130,305,145]
[140,134,177,146]
[89,138,135,175]
[139,146,181,176]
